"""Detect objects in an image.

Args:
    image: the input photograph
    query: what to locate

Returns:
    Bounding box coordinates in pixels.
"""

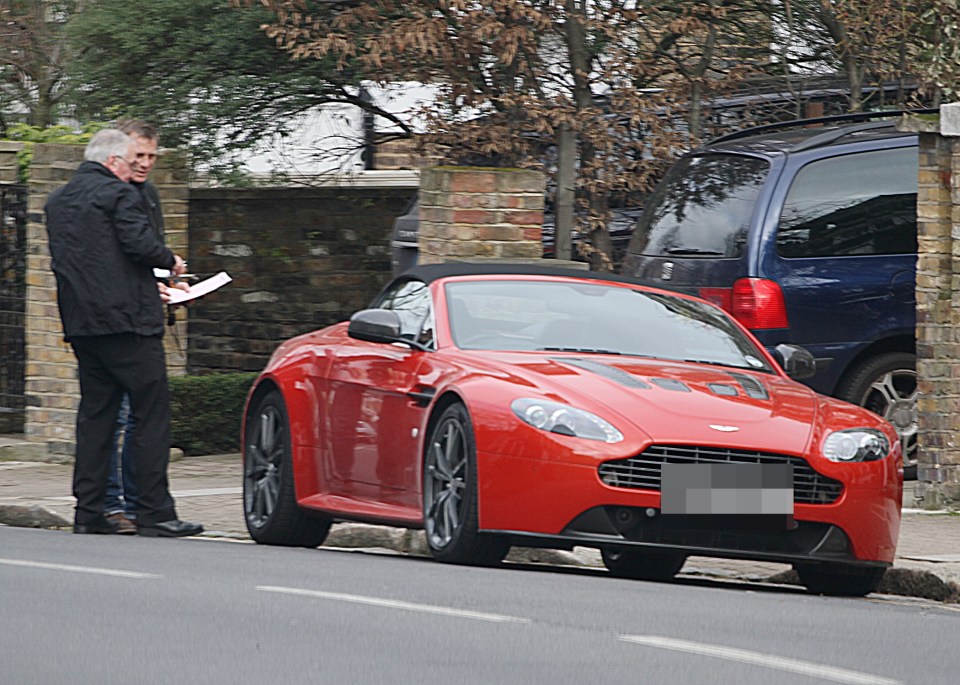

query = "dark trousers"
[70,334,177,526]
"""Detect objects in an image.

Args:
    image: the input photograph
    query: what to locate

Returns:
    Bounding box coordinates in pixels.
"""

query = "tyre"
[601,546,686,581]
[795,564,886,597]
[423,403,509,566]
[835,352,917,479]
[243,390,331,547]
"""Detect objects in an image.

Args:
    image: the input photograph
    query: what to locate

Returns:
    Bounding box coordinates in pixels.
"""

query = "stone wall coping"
[897,113,940,134]
[940,102,960,137]
[901,103,960,136]
[190,169,420,191]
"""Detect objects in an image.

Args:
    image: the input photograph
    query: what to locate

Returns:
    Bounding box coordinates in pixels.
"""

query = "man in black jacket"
[101,120,170,534]
[45,128,203,537]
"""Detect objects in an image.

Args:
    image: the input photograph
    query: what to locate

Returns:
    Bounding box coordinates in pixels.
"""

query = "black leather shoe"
[74,517,120,535]
[137,519,204,538]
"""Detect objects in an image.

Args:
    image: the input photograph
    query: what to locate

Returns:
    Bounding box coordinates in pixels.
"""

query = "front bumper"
[477,452,900,565]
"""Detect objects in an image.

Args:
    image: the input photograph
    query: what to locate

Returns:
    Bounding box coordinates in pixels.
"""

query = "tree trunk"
[555,124,576,261]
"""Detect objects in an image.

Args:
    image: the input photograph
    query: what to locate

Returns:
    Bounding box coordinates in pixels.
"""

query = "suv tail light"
[730,278,788,329]
[698,287,733,311]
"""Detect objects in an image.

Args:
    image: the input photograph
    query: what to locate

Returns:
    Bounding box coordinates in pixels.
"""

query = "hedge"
[169,372,259,456]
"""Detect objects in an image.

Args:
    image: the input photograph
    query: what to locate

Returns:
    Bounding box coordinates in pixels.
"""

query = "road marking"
[619,635,901,685]
[42,486,242,502]
[0,557,161,579]
[257,585,530,624]
[41,488,242,501]
[170,487,242,498]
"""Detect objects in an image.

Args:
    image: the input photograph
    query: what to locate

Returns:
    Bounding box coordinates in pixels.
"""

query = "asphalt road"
[2,526,957,685]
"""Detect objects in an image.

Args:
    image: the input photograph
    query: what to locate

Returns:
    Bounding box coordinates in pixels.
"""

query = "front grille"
[598,444,842,504]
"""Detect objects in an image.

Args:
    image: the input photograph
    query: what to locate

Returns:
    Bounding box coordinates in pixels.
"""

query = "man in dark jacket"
[101,120,170,534]
[45,128,203,537]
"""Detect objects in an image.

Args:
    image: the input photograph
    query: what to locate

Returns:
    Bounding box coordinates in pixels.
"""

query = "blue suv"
[621,112,929,477]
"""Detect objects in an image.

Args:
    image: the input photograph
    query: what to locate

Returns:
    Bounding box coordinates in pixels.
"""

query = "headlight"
[511,398,623,443]
[822,429,890,462]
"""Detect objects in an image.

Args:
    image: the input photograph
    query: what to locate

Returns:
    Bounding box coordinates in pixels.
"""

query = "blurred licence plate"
[661,463,794,530]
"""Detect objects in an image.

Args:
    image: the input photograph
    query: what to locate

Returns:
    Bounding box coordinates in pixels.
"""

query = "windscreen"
[629,153,769,258]
[445,280,772,373]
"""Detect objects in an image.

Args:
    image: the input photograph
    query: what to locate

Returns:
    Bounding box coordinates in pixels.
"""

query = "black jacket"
[45,161,176,340]
[135,180,164,237]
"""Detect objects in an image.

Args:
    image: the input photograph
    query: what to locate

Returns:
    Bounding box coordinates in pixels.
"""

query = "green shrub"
[169,372,259,456]
[3,122,110,181]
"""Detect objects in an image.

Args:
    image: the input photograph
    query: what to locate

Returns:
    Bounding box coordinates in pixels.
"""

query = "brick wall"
[418,167,545,264]
[903,105,960,510]
[186,186,415,373]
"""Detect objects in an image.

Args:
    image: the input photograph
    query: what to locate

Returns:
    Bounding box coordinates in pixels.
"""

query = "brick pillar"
[152,150,191,378]
[24,144,85,454]
[0,141,22,183]
[904,105,960,510]
[418,167,545,264]
[24,144,190,456]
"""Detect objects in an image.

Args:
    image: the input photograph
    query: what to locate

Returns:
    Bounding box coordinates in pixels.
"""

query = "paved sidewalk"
[2,442,958,601]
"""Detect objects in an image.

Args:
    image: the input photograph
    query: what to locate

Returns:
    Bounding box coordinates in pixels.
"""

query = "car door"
[325,279,435,505]
[761,144,918,392]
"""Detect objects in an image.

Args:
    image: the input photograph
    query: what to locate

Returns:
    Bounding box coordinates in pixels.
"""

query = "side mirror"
[772,343,817,381]
[348,309,403,344]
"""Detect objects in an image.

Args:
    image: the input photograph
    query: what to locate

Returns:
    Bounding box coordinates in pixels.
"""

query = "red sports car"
[241,263,902,596]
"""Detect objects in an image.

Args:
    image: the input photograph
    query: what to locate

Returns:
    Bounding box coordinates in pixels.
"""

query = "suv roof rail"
[707,108,939,147]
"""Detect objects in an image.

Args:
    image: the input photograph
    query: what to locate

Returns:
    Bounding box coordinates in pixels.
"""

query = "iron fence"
[0,184,27,432]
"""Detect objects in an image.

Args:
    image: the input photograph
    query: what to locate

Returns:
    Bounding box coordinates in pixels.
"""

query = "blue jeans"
[103,394,139,517]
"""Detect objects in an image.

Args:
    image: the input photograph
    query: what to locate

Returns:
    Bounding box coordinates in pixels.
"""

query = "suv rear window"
[777,146,918,258]
[631,153,768,258]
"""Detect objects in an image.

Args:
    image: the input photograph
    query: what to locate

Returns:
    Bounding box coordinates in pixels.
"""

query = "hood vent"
[731,373,769,400]
[554,358,650,389]
[708,383,739,397]
[649,378,691,392]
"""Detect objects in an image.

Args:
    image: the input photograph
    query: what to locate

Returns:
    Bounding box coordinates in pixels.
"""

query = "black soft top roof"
[393,261,648,287]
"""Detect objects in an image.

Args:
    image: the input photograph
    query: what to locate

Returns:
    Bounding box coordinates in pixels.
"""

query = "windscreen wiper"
[539,347,623,355]
[681,358,767,371]
[664,248,724,256]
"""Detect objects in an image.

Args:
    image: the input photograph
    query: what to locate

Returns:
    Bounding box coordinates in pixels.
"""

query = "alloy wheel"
[861,368,918,470]
[244,404,283,529]
[424,416,468,549]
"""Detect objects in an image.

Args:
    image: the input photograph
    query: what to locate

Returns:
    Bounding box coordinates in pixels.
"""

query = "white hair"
[84,129,132,164]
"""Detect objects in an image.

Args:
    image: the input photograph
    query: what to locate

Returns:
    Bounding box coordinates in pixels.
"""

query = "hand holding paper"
[166,271,232,305]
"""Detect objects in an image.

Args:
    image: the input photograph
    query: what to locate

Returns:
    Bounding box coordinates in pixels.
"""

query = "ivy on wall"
[1,122,108,181]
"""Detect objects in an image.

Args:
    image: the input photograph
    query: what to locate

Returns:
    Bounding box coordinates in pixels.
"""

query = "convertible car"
[241,263,902,596]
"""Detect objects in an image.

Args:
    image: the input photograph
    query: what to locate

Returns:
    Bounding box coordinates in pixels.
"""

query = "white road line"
[0,557,161,579]
[257,585,530,624]
[42,486,242,502]
[171,487,242,498]
[620,635,901,685]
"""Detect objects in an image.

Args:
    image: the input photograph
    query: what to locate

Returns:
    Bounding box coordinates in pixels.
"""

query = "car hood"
[473,352,818,454]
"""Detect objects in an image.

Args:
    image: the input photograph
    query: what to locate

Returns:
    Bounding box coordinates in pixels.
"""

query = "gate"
[0,184,27,433]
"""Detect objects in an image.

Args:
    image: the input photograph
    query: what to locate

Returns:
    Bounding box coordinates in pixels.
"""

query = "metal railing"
[0,184,27,432]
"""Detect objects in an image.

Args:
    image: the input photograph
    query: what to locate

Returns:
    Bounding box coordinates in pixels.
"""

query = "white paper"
[167,271,232,305]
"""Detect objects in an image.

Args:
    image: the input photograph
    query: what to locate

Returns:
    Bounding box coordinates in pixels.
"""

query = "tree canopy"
[0,0,75,131]
[254,1,784,267]
[65,0,409,174]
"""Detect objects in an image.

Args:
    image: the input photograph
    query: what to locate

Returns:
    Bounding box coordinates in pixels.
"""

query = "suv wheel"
[836,352,917,479]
